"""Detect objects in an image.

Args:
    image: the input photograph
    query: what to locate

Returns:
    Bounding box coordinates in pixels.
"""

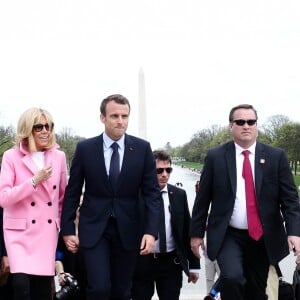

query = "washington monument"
[138,68,147,140]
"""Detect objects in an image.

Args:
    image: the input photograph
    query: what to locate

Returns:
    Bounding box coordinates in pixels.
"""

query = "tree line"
[1,114,299,174]
[169,114,300,175]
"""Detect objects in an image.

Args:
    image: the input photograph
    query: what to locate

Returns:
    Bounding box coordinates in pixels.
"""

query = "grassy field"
[176,162,300,195]
[175,162,202,169]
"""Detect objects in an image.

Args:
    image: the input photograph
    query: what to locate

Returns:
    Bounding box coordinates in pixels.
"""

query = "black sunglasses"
[232,119,257,126]
[156,167,173,174]
[32,123,53,132]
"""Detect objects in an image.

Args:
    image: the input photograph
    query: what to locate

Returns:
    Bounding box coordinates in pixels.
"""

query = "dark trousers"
[217,227,269,300]
[131,251,183,300]
[0,274,13,299]
[11,273,52,300]
[82,217,138,300]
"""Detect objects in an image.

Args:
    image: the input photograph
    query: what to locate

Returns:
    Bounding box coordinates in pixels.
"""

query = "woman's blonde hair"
[15,107,56,152]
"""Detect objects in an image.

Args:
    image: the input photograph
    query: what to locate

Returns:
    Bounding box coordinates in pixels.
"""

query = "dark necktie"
[242,150,263,240]
[109,142,120,188]
[159,192,167,253]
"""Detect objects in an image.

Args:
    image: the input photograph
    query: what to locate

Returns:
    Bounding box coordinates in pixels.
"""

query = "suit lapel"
[167,184,176,230]
[96,135,111,188]
[225,141,237,194]
[118,135,134,179]
[22,154,39,176]
[107,134,135,191]
[254,142,265,198]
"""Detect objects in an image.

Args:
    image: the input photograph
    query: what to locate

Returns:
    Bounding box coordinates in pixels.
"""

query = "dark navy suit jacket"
[190,141,300,265]
[61,133,161,251]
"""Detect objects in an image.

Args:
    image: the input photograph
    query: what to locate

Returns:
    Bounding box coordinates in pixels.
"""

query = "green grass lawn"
[175,162,202,169]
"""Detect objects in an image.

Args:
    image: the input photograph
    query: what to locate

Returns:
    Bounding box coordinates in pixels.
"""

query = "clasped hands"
[63,235,80,254]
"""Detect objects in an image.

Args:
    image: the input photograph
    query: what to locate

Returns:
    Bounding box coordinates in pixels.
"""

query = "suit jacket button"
[48,219,52,224]
[32,220,36,224]
[31,202,35,206]
[53,185,56,189]
[48,202,52,206]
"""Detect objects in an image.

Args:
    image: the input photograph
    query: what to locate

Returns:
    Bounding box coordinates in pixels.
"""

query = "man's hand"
[288,235,300,256]
[188,272,199,284]
[190,237,204,259]
[140,234,155,255]
[0,256,9,274]
[63,235,80,253]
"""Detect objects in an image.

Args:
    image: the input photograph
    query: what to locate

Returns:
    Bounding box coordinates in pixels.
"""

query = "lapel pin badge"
[259,159,265,164]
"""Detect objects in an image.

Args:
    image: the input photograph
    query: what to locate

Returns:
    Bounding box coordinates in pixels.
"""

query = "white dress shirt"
[103,132,125,175]
[229,142,256,230]
[153,186,175,253]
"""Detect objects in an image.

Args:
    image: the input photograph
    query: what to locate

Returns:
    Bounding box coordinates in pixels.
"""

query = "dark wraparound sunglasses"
[232,119,257,126]
[32,123,54,132]
[156,167,173,174]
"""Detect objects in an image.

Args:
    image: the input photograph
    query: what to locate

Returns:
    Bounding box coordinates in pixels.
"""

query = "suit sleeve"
[277,149,300,235]
[190,150,214,238]
[61,142,85,236]
[140,143,161,238]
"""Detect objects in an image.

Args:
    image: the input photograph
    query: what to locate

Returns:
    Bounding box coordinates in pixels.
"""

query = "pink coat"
[0,143,67,276]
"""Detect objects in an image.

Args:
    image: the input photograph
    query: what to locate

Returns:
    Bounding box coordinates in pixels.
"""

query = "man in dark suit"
[131,150,200,300]
[60,94,161,300]
[190,104,300,300]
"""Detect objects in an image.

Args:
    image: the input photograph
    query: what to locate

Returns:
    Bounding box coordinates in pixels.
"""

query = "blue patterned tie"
[109,142,120,189]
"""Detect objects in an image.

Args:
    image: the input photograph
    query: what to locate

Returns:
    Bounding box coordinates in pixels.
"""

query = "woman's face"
[32,115,52,151]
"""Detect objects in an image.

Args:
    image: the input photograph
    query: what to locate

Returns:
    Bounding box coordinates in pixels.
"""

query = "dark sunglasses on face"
[156,167,173,174]
[32,123,53,132]
[232,119,257,126]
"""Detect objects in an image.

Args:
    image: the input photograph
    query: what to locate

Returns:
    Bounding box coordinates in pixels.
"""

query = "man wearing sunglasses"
[132,150,200,300]
[190,104,300,300]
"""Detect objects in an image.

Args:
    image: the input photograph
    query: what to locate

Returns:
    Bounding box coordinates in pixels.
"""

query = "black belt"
[228,226,248,232]
[152,250,177,259]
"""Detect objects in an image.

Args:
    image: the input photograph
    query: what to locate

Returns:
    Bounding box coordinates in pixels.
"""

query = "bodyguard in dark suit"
[190,104,300,300]
[132,150,200,300]
[60,94,161,300]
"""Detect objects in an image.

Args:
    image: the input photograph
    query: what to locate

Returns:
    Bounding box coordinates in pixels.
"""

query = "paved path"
[154,252,297,300]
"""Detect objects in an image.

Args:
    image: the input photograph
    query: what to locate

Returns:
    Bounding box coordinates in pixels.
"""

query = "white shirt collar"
[103,132,125,150]
[234,142,256,155]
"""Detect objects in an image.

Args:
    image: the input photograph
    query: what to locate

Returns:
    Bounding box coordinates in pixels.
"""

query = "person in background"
[131,150,200,300]
[0,207,13,299]
[60,94,161,300]
[265,265,279,300]
[0,107,68,300]
[190,104,300,300]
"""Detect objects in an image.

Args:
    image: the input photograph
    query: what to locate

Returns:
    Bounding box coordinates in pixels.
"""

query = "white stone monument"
[138,68,147,140]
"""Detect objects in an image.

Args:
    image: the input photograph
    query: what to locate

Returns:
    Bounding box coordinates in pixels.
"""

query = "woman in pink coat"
[0,107,68,300]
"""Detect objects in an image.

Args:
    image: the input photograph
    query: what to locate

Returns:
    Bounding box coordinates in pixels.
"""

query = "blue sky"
[1,0,300,149]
